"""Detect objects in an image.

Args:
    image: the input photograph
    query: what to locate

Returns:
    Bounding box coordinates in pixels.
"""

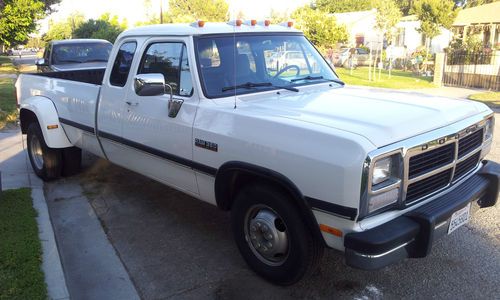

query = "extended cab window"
[138,42,193,97]
[110,42,137,87]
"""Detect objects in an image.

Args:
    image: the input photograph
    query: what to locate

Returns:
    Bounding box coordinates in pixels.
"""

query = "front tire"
[231,184,324,285]
[27,122,62,181]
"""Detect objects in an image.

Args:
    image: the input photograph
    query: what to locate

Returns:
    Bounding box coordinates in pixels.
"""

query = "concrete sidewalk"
[0,128,140,300]
[0,129,69,300]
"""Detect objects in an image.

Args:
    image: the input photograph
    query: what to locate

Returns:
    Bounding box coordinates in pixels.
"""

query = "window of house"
[110,42,137,87]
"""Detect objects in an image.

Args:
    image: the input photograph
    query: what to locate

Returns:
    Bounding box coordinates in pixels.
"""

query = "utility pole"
[160,0,163,24]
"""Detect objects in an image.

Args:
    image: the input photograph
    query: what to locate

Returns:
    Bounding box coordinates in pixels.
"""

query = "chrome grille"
[458,129,483,158]
[408,143,455,178]
[406,169,452,203]
[404,125,486,205]
[454,152,481,180]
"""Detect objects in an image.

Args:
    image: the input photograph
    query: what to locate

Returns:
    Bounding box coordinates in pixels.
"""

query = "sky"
[38,0,310,34]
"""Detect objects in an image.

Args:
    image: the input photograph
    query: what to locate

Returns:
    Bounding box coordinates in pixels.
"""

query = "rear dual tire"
[27,122,81,181]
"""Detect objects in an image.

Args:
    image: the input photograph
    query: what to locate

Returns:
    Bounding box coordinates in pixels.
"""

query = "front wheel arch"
[214,161,326,247]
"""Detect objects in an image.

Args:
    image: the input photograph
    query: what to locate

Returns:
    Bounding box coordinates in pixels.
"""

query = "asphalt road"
[44,114,500,300]
[10,54,38,66]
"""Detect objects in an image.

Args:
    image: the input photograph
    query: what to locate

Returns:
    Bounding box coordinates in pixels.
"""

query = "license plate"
[448,203,471,234]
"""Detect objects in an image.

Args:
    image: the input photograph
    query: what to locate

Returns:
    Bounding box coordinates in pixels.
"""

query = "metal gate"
[443,52,500,90]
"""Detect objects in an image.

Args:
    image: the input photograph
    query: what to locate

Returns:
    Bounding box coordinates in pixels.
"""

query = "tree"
[460,0,499,7]
[73,14,127,43]
[412,0,458,39]
[291,6,348,50]
[315,0,372,13]
[412,0,458,55]
[0,0,45,47]
[394,0,414,15]
[44,13,85,42]
[0,0,61,47]
[164,0,228,23]
[371,0,402,79]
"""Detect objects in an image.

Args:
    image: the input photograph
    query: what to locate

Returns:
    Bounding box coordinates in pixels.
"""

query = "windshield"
[52,42,113,64]
[195,34,340,98]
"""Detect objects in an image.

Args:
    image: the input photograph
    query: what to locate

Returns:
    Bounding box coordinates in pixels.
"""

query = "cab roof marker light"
[244,20,257,26]
[228,19,243,27]
[257,20,271,27]
[279,21,294,28]
[190,20,205,28]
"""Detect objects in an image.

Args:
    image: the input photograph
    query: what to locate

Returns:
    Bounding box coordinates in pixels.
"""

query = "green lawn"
[0,188,47,300]
[336,67,435,89]
[0,56,16,74]
[468,92,500,108]
[0,78,17,129]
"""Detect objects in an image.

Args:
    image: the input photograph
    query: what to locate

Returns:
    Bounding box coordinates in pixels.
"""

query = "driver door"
[120,38,199,194]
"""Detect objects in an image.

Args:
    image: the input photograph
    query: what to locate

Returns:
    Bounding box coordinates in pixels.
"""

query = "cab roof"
[119,22,302,39]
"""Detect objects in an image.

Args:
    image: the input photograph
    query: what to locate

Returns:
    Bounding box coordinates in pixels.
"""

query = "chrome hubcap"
[244,205,289,266]
[30,135,44,170]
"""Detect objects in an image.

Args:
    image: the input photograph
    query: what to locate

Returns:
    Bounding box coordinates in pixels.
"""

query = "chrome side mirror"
[35,58,46,66]
[134,73,183,118]
[134,73,166,96]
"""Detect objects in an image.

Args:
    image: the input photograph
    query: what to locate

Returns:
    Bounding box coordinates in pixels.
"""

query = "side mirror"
[134,73,166,96]
[35,58,47,66]
[134,73,184,118]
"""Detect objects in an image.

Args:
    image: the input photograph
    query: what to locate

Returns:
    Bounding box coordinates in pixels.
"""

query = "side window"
[43,46,51,62]
[138,42,193,96]
[110,42,137,87]
[198,40,220,68]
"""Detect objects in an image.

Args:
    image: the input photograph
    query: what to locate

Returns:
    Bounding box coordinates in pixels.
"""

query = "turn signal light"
[47,125,59,130]
[319,224,343,237]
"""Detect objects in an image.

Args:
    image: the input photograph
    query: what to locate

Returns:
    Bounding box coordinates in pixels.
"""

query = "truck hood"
[239,85,489,148]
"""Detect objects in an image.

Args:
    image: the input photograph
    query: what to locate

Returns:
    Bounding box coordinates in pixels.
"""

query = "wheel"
[231,184,324,285]
[62,147,82,177]
[27,122,62,181]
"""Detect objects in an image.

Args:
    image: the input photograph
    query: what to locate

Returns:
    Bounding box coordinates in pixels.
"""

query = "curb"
[31,187,70,300]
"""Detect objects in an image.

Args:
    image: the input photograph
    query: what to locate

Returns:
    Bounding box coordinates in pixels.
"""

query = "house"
[332,10,451,57]
[393,15,452,55]
[331,9,383,50]
[452,1,500,49]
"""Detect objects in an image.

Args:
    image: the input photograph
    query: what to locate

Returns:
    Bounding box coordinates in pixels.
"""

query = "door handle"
[126,101,139,106]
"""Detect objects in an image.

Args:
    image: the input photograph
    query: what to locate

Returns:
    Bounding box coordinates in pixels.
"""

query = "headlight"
[485,117,494,141]
[372,156,393,185]
[364,153,402,215]
[371,155,399,187]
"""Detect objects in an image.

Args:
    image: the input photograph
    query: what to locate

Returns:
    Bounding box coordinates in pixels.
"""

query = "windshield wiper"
[83,59,108,63]
[222,82,299,92]
[57,59,84,64]
[290,75,345,86]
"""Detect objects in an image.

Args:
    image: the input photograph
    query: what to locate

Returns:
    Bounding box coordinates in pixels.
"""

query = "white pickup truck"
[16,22,500,285]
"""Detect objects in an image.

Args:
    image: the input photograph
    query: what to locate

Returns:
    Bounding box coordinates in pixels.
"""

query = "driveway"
[43,115,500,299]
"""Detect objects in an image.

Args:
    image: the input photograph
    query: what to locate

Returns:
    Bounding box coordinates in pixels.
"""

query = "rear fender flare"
[20,96,72,148]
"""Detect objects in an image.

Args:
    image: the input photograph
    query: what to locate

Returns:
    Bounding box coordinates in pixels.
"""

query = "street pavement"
[41,111,500,299]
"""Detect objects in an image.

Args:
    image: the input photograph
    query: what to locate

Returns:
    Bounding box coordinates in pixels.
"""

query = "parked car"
[36,39,113,72]
[337,47,371,68]
[267,50,309,70]
[16,22,500,285]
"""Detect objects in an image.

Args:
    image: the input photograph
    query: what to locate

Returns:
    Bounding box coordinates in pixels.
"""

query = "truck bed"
[31,68,105,85]
[17,71,102,148]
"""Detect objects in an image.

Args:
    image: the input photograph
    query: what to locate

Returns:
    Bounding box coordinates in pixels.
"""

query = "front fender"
[20,96,72,148]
